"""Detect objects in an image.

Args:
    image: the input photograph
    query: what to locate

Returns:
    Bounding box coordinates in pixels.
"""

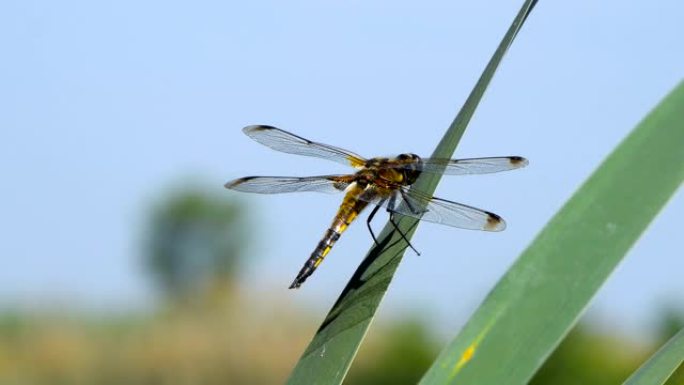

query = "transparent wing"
[405,156,528,175]
[225,175,354,194]
[243,125,367,168]
[365,188,506,231]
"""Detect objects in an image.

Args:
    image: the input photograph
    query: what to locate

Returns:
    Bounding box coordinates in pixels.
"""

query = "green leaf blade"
[624,328,684,385]
[420,81,684,385]
[286,1,538,384]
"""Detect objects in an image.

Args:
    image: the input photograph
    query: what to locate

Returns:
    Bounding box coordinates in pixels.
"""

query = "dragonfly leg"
[388,212,421,256]
[366,203,383,247]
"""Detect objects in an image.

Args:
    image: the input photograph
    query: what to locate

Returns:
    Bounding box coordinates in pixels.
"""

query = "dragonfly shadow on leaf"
[303,217,420,357]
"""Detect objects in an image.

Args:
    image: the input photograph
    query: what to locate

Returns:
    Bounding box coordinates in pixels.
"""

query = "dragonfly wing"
[408,156,528,175]
[243,125,367,168]
[387,188,506,231]
[225,175,354,194]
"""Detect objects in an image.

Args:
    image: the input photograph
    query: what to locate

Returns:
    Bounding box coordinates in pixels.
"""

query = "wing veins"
[243,125,367,168]
[361,187,506,231]
[383,156,528,175]
[224,175,354,194]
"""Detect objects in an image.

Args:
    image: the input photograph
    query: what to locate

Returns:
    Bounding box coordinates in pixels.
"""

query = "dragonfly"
[225,125,528,289]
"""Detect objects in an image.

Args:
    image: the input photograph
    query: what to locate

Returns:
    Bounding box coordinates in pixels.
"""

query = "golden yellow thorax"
[377,168,403,184]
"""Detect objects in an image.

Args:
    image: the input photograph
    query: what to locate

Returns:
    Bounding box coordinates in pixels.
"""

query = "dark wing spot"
[224,176,253,189]
[244,125,272,132]
[485,212,505,231]
[509,156,528,166]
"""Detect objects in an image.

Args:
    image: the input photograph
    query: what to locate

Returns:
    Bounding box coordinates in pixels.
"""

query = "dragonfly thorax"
[362,153,423,187]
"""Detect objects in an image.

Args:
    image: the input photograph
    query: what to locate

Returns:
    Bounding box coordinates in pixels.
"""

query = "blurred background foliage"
[0,187,681,384]
[145,189,248,305]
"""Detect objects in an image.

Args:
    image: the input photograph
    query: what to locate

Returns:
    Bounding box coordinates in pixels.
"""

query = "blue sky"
[1,0,682,337]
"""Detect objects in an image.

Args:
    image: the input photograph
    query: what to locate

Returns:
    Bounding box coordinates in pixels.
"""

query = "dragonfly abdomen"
[289,189,369,289]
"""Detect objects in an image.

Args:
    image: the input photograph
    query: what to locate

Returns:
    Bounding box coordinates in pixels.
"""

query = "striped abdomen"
[289,186,369,289]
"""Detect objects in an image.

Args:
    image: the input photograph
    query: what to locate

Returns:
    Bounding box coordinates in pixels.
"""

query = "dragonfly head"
[397,153,422,185]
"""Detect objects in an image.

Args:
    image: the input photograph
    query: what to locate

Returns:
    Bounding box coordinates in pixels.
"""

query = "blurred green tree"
[345,319,438,385]
[657,308,684,385]
[529,324,647,385]
[144,187,248,303]
[657,307,684,343]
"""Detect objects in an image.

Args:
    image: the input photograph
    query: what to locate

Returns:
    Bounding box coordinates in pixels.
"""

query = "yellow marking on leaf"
[449,340,479,378]
[448,315,500,380]
[454,344,476,371]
